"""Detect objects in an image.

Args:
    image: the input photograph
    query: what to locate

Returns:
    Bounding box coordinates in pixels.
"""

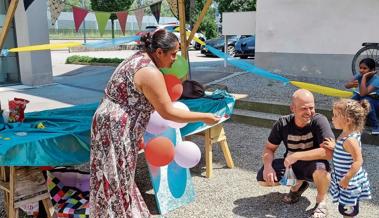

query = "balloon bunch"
[142,55,201,169]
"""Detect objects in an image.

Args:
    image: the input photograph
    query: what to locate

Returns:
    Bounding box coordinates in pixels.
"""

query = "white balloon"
[167,102,189,128]
[146,111,169,134]
[174,141,201,168]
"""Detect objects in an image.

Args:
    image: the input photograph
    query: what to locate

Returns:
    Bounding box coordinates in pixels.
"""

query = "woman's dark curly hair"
[140,29,179,53]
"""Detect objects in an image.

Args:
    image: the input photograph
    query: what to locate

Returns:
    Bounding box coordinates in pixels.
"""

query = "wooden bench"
[188,93,247,178]
[0,166,55,218]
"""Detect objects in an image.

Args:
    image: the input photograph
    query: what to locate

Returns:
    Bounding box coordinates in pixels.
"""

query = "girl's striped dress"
[330,132,371,206]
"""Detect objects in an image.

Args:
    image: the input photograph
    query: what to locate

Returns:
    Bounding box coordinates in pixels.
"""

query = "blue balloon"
[148,164,161,193]
[160,127,177,145]
[167,161,187,198]
[143,131,156,145]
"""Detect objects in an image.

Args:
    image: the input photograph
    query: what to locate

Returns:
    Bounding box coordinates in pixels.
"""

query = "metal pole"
[224,35,227,68]
[81,0,87,43]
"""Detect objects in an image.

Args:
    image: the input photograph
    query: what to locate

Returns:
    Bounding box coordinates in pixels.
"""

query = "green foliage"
[64,0,91,11]
[90,0,134,12]
[215,0,256,13]
[130,0,173,17]
[66,55,123,65]
[90,0,134,38]
[188,0,218,39]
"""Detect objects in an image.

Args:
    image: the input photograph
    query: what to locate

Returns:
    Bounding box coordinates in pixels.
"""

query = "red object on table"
[8,98,30,122]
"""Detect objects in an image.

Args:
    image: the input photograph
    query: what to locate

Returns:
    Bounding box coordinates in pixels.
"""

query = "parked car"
[235,36,255,59]
[201,35,250,57]
[201,35,237,57]
[136,23,206,50]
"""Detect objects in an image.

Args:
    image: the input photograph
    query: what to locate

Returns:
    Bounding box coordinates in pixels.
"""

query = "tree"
[130,0,173,17]
[215,0,256,13]
[64,0,92,12]
[188,0,218,39]
[90,0,134,38]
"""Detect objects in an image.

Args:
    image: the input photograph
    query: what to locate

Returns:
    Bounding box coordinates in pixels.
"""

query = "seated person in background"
[345,58,379,134]
[257,89,334,218]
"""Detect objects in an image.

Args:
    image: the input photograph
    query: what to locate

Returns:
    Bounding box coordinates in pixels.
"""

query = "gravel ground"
[218,71,349,110]
[147,122,379,218]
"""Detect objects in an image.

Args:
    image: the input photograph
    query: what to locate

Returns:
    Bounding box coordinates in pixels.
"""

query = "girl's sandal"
[282,181,309,204]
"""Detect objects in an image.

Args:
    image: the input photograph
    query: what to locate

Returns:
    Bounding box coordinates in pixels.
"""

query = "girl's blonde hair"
[333,99,370,132]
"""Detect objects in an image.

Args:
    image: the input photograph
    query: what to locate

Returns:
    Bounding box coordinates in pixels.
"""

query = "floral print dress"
[90,51,155,218]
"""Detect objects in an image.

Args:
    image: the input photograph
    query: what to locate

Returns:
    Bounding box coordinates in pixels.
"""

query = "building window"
[0,0,20,85]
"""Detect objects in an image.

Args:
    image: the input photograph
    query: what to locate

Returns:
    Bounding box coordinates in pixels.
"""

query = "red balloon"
[145,136,175,167]
[164,75,183,101]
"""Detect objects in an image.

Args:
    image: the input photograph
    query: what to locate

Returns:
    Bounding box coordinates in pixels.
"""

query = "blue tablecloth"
[0,103,96,166]
[0,90,235,166]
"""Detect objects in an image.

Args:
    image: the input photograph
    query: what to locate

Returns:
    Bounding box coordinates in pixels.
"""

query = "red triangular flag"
[116,11,128,35]
[72,6,89,32]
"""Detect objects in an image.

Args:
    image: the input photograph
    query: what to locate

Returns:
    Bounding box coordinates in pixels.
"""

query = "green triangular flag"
[95,12,111,36]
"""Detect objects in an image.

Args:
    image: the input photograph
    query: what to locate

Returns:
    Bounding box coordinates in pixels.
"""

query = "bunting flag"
[134,8,145,30]
[48,0,66,26]
[95,12,111,36]
[23,0,35,11]
[150,1,162,24]
[167,0,178,19]
[0,35,356,99]
[116,11,128,35]
[72,6,89,32]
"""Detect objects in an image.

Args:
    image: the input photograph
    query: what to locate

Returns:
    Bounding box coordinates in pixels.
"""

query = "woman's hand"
[363,71,376,78]
[321,138,336,150]
[202,114,221,125]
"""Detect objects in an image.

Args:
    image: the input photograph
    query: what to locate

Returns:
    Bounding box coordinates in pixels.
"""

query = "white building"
[255,0,379,80]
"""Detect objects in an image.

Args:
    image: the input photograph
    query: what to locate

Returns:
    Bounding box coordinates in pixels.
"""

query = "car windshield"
[145,26,157,32]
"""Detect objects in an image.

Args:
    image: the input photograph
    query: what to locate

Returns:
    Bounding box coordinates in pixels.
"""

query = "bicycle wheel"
[352,44,379,75]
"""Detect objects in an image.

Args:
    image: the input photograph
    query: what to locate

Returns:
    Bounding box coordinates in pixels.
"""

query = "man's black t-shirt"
[268,113,334,157]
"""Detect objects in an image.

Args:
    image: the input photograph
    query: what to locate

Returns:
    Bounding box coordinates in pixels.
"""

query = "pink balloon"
[174,141,201,168]
[146,111,169,134]
[167,102,189,129]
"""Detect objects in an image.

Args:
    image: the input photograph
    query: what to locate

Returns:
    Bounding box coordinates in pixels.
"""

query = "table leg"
[220,139,234,168]
[8,166,17,218]
[205,129,213,178]
[1,167,9,216]
[42,198,55,218]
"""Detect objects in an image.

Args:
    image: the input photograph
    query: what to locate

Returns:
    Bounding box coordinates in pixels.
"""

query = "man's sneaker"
[371,127,379,135]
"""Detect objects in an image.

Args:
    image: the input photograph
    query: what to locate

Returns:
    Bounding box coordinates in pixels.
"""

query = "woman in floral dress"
[90,29,220,218]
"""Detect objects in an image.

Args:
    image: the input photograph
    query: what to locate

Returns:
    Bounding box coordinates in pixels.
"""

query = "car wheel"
[227,45,235,57]
[194,42,201,50]
[195,37,205,50]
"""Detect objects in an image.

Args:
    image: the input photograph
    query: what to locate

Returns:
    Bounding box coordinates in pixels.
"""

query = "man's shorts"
[256,158,331,182]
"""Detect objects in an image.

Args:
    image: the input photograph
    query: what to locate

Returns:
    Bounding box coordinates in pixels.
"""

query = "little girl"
[323,99,371,217]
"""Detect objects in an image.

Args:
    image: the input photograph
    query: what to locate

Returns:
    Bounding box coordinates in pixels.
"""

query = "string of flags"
[24,0,164,36]
[0,30,354,99]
